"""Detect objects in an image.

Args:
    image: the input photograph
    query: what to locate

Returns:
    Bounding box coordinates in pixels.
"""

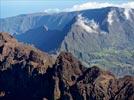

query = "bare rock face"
[0,32,134,100]
[55,52,85,84]
[53,52,134,100]
[0,32,55,99]
[70,66,118,100]
[53,52,86,99]
[0,32,54,73]
[115,76,134,100]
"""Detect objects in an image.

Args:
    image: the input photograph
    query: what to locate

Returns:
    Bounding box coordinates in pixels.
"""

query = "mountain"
[0,7,134,76]
[0,32,54,72]
[15,26,64,52]
[0,32,134,100]
[0,12,77,35]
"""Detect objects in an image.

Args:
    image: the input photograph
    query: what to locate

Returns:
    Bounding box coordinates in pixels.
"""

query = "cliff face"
[0,32,134,100]
[1,7,134,76]
[54,53,134,100]
[0,32,55,99]
[0,32,54,72]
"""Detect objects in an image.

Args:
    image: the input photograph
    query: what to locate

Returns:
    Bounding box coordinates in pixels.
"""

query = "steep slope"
[1,7,134,76]
[0,33,134,100]
[61,7,134,51]
[53,52,134,100]
[0,12,77,35]
[60,7,134,76]
[0,32,55,99]
[0,32,54,72]
[15,26,64,52]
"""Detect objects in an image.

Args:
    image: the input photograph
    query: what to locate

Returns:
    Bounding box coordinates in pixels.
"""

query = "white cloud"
[65,2,114,11]
[75,14,99,33]
[121,2,134,9]
[44,2,134,13]
[124,9,132,19]
[44,8,61,13]
[67,2,134,12]
[107,10,115,25]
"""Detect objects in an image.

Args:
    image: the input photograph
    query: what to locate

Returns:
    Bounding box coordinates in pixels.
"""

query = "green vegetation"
[79,48,134,76]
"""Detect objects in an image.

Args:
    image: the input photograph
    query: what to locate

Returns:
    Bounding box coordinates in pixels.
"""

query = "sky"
[0,0,134,18]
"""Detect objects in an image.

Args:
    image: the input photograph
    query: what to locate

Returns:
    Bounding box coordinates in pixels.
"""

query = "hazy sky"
[0,0,132,18]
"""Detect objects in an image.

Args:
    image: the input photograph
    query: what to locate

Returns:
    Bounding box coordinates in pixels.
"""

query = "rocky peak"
[0,33,134,100]
[55,52,85,82]
[0,32,54,73]
[0,32,16,42]
[0,32,16,47]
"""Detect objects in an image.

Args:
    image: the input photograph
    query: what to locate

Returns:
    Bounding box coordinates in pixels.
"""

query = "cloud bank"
[66,2,134,11]
[44,2,134,13]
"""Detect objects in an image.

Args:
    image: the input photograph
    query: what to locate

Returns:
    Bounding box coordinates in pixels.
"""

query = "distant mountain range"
[0,32,134,100]
[0,7,134,76]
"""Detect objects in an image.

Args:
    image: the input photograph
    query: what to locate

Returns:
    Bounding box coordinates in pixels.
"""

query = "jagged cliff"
[1,7,134,76]
[0,32,134,100]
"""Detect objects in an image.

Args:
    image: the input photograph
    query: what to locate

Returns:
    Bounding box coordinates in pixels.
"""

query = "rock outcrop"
[0,32,55,99]
[0,32,54,72]
[1,7,134,76]
[0,32,134,100]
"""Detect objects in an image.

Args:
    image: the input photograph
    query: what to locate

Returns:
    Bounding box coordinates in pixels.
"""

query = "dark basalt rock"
[0,32,55,99]
[0,32,134,100]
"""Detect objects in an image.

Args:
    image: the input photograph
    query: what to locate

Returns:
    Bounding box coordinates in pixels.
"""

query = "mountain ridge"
[0,7,134,76]
[0,32,134,100]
